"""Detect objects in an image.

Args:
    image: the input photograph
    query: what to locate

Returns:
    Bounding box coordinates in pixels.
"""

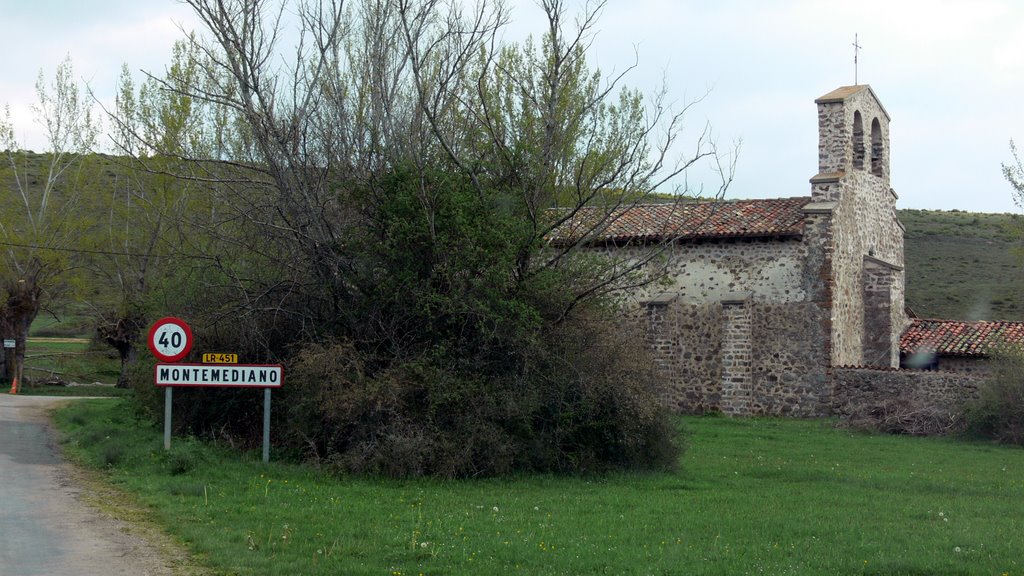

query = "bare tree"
[94,39,277,385]
[399,0,735,316]
[141,0,734,342]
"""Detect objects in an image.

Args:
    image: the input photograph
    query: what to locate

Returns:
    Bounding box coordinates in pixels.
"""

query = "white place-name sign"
[155,363,283,388]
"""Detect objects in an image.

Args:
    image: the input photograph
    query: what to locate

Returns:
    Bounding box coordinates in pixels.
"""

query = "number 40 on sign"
[147,317,193,363]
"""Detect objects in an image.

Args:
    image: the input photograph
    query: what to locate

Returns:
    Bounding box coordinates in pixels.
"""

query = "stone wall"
[831,367,981,417]
[862,259,897,367]
[826,176,906,367]
[608,237,810,307]
[720,298,753,415]
[643,300,722,413]
[644,297,830,416]
[933,356,991,375]
[750,302,830,416]
[619,202,836,416]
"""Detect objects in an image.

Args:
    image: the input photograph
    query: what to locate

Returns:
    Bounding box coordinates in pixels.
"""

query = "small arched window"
[852,111,865,170]
[870,118,884,176]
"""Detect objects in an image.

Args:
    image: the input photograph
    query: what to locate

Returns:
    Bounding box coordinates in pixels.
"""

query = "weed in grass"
[100,438,128,467]
[162,441,207,475]
[166,481,207,498]
[81,427,116,446]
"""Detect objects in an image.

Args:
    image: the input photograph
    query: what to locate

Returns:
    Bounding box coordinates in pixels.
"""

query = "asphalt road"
[0,394,173,576]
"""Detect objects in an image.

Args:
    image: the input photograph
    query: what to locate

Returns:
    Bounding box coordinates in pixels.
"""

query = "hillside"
[2,153,1022,322]
[900,208,1024,321]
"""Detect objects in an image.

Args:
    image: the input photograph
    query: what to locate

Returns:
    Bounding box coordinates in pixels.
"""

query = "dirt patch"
[56,456,213,576]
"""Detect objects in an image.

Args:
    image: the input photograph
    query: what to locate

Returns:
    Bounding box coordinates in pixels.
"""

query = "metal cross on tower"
[852,33,862,85]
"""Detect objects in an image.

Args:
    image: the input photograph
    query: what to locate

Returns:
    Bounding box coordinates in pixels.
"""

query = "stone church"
[575,85,910,416]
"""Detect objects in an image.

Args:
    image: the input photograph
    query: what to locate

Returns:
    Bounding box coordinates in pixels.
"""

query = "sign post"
[164,388,172,450]
[4,338,15,393]
[154,363,284,463]
[264,389,272,463]
[148,319,284,463]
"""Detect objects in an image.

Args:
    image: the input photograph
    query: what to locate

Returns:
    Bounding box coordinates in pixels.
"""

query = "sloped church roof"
[549,197,810,245]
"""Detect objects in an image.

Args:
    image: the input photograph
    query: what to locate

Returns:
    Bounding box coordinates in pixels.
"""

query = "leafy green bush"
[131,167,681,477]
[275,169,678,477]
[964,351,1024,444]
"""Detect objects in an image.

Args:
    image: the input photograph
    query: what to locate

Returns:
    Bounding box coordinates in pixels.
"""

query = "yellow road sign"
[202,353,238,364]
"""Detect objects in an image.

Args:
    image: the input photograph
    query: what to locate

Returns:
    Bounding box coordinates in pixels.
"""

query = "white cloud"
[0,2,198,151]
[2,0,1023,211]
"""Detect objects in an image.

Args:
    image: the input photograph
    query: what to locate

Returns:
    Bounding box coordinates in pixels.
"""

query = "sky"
[3,0,1024,213]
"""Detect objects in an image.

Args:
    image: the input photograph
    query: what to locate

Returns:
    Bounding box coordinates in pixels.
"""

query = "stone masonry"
[720,296,753,414]
[831,367,981,419]
[812,86,907,368]
[608,85,908,416]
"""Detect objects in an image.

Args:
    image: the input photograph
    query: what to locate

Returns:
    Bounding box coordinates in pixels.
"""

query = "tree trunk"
[0,346,9,385]
[116,344,138,389]
[98,312,145,388]
[0,278,42,388]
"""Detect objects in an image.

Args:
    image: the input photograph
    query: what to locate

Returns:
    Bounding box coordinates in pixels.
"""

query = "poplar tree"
[0,56,99,385]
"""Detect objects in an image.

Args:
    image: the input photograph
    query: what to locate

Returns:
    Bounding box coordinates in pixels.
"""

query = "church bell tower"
[808,85,906,368]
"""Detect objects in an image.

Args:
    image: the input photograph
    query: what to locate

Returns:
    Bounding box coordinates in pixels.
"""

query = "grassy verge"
[54,399,1024,575]
[57,442,216,576]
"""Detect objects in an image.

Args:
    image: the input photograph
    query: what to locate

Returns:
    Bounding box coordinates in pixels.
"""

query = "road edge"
[44,402,214,576]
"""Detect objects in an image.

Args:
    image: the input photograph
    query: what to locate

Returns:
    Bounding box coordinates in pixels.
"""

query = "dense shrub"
[278,169,678,477]
[964,351,1024,444]
[132,168,682,477]
[283,312,679,478]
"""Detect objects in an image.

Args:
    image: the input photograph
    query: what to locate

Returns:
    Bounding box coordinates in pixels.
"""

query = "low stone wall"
[831,367,982,418]
[933,356,991,376]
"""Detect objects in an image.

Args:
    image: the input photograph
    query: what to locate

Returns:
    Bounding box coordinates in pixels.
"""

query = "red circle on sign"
[147,317,193,363]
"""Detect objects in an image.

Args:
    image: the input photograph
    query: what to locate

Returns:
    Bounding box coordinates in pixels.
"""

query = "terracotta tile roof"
[900,319,1024,357]
[548,197,810,245]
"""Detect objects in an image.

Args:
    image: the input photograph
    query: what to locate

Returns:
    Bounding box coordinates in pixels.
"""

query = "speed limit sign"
[147,317,193,363]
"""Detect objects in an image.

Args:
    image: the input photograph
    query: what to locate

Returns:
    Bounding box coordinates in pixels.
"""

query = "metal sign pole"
[262,388,271,463]
[164,387,173,450]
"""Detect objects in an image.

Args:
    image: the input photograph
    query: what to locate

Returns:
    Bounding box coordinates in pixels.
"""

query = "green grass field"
[20,338,121,389]
[54,399,1024,575]
[29,310,94,338]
